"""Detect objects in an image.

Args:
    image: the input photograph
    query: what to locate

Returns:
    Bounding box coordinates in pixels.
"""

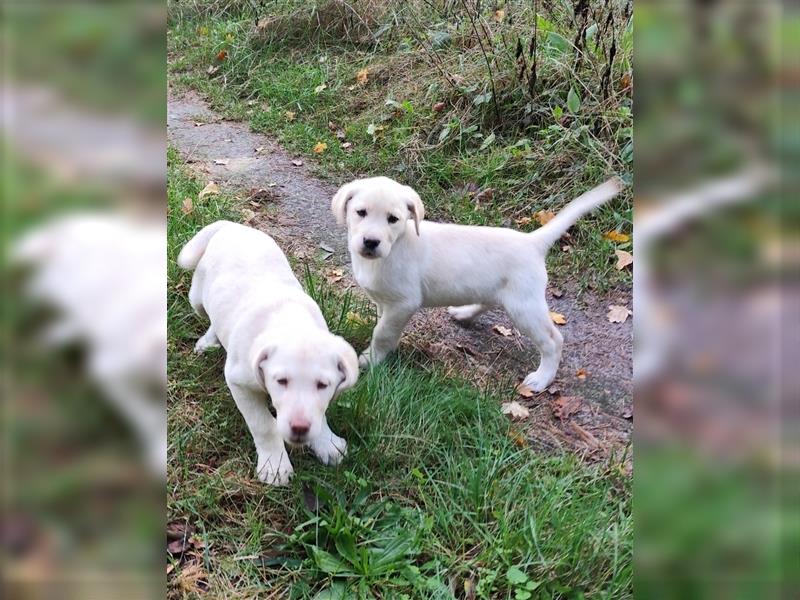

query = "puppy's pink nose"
[290,418,310,437]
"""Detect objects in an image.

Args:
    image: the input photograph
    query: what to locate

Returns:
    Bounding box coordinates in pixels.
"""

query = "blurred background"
[1,0,796,599]
[634,0,797,597]
[2,2,166,598]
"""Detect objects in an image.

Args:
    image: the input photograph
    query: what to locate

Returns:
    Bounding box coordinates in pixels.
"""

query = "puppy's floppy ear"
[252,345,275,390]
[403,185,425,236]
[331,180,361,226]
[332,335,359,393]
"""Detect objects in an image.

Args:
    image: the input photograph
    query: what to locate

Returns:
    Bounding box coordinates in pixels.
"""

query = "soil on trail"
[168,88,633,463]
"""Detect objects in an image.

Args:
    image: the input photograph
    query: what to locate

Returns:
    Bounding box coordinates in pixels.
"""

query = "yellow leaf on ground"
[198,181,219,199]
[614,249,633,270]
[575,368,588,380]
[314,83,327,94]
[604,230,630,243]
[493,324,513,337]
[493,9,506,22]
[535,210,556,225]
[515,216,532,226]
[515,382,535,398]
[181,197,193,215]
[313,141,328,154]
[502,401,530,419]
[285,110,296,122]
[549,311,566,325]
[356,68,369,85]
[607,305,632,323]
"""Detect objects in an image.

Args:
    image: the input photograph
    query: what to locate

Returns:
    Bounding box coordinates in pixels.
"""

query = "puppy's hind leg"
[505,294,563,392]
[194,326,220,353]
[448,304,487,324]
[188,273,207,318]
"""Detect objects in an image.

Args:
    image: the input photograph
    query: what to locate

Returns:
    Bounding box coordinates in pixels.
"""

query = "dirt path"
[168,89,633,463]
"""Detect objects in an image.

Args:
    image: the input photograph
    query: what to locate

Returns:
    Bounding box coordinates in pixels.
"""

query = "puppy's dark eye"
[316,381,329,390]
[277,378,288,386]
[356,209,367,217]
[387,214,399,224]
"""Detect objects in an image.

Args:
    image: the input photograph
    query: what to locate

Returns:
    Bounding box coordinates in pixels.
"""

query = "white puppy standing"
[178,221,358,485]
[332,177,623,392]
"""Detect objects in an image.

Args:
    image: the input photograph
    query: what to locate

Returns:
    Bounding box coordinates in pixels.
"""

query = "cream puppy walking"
[332,177,623,392]
[178,221,358,485]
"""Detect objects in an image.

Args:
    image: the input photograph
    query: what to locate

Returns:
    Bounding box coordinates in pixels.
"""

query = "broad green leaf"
[311,547,353,575]
[567,87,582,113]
[545,31,570,54]
[313,582,356,600]
[506,566,529,585]
[479,132,496,151]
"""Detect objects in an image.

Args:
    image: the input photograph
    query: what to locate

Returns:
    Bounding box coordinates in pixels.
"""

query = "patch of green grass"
[167,151,631,597]
[167,2,633,291]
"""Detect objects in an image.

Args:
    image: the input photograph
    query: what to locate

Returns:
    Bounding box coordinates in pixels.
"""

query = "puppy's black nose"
[363,238,380,250]
[291,423,310,437]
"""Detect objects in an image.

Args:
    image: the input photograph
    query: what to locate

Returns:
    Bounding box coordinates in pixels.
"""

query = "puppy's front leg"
[309,417,347,466]
[361,303,417,367]
[227,381,293,485]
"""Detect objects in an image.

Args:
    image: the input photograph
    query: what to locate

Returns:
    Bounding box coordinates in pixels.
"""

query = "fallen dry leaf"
[255,146,266,154]
[198,181,219,200]
[473,188,494,204]
[247,188,275,202]
[313,141,328,154]
[177,563,209,594]
[604,230,631,243]
[206,65,219,76]
[314,83,327,94]
[502,401,530,419]
[575,368,588,380]
[181,197,193,215]
[493,9,506,22]
[607,305,632,323]
[285,110,296,122]
[193,121,205,127]
[534,210,555,225]
[515,382,535,398]
[335,128,346,140]
[356,68,369,85]
[291,159,303,167]
[515,216,532,226]
[508,428,527,448]
[216,49,228,61]
[550,287,563,298]
[552,396,582,420]
[614,249,633,270]
[493,324,513,337]
[242,209,256,224]
[561,244,572,253]
[341,142,353,150]
[549,311,566,325]
[327,121,338,131]
[213,159,228,165]
[325,268,344,283]
[433,101,446,112]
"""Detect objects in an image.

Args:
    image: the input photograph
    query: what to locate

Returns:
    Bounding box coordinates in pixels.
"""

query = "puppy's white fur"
[333,176,622,391]
[178,221,358,485]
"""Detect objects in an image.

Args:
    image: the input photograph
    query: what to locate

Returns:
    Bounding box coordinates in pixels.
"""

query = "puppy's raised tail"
[177,220,233,270]
[530,178,625,252]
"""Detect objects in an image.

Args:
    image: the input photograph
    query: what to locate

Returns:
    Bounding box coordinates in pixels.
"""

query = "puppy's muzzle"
[360,238,381,258]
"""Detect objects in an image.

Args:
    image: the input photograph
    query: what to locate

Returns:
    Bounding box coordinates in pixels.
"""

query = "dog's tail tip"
[177,220,231,270]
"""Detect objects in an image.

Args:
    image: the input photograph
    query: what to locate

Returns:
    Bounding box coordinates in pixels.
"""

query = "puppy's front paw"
[194,337,220,354]
[311,434,347,466]
[358,348,374,368]
[255,450,294,485]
